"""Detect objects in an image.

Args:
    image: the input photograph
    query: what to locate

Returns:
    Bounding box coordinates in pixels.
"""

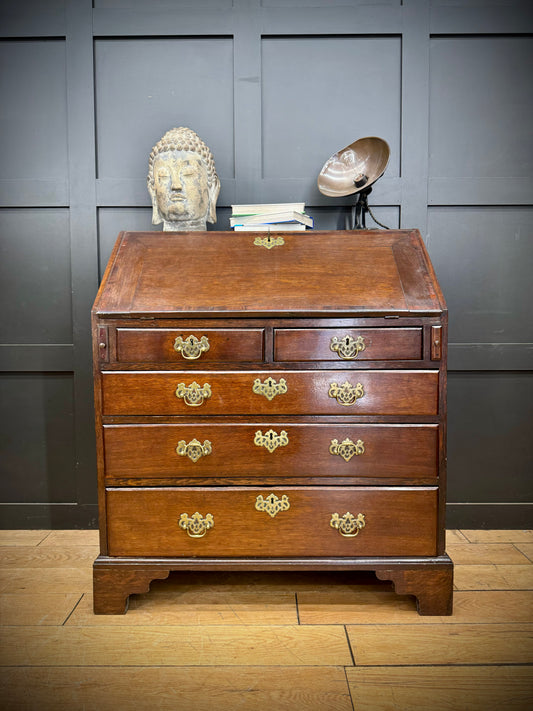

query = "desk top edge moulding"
[92,229,453,616]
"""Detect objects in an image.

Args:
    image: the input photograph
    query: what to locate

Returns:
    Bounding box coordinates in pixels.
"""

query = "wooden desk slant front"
[92,230,453,615]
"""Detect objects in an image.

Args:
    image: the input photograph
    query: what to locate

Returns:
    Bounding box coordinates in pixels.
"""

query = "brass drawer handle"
[330,334,365,360]
[252,376,288,401]
[330,512,366,537]
[328,381,365,406]
[179,512,214,538]
[254,429,289,453]
[329,438,365,462]
[174,335,210,360]
[255,493,290,517]
[175,381,212,407]
[176,438,212,462]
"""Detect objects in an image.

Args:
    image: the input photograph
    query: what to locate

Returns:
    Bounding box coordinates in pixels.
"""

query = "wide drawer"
[103,423,439,481]
[105,486,438,557]
[274,328,422,362]
[116,328,264,363]
[101,370,439,416]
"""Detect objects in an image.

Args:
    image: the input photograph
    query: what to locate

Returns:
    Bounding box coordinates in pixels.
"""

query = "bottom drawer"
[106,486,438,557]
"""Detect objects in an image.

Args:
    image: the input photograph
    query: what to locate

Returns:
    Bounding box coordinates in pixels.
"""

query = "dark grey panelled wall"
[1,0,532,528]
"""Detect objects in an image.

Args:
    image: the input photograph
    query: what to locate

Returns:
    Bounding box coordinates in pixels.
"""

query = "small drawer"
[274,328,422,362]
[106,486,438,557]
[103,423,439,481]
[101,370,439,416]
[115,328,264,363]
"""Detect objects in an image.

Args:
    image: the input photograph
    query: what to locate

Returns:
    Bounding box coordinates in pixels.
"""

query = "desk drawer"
[274,328,422,362]
[103,423,439,481]
[101,370,439,416]
[106,486,438,557]
[116,328,264,363]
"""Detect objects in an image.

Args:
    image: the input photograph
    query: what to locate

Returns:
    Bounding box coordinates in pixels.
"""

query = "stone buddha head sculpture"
[147,127,220,231]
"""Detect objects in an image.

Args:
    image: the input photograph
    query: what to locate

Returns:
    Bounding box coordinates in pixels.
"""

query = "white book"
[230,211,313,228]
[231,202,305,216]
[233,223,307,231]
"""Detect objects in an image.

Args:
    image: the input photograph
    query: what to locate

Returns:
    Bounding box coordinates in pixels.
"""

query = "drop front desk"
[92,229,453,615]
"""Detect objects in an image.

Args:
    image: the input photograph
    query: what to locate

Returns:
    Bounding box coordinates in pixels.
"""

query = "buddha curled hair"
[147,127,218,189]
[147,126,220,225]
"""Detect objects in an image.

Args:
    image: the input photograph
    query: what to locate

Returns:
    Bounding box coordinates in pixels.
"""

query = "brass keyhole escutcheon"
[330,512,366,537]
[175,381,212,407]
[174,334,210,360]
[329,438,365,462]
[179,512,214,538]
[328,381,365,406]
[253,235,285,249]
[254,429,289,453]
[330,334,365,360]
[255,493,290,518]
[252,376,288,401]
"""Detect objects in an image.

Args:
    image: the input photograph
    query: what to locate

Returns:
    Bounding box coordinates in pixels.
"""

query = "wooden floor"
[0,530,532,710]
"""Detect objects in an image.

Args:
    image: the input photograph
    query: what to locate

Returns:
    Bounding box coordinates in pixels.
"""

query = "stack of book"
[229,203,313,231]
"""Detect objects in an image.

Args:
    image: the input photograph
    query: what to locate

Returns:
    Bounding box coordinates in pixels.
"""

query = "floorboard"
[0,625,353,667]
[67,590,300,626]
[346,623,533,665]
[0,666,354,711]
[346,666,533,711]
[297,589,533,624]
[453,564,533,590]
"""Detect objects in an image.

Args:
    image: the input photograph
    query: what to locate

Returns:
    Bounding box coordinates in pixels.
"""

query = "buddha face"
[152,150,209,225]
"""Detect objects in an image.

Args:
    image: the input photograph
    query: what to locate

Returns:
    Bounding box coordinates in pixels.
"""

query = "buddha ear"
[207,176,221,223]
[148,183,162,225]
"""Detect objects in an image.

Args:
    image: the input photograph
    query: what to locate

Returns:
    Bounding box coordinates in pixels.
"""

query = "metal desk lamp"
[317,136,390,229]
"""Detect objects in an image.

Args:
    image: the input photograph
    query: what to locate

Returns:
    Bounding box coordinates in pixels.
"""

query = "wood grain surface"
[93,231,445,318]
[101,369,440,416]
[102,422,439,481]
[92,230,449,617]
[104,486,438,557]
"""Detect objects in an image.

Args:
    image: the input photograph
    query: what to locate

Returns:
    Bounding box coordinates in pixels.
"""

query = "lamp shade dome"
[317,136,390,197]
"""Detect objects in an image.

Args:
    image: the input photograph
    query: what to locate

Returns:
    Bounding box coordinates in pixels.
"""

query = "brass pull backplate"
[175,381,212,407]
[329,438,365,462]
[255,493,290,517]
[328,381,365,406]
[179,512,214,538]
[330,512,366,537]
[176,438,212,462]
[252,376,288,401]
[330,334,365,360]
[254,429,289,453]
[174,335,210,360]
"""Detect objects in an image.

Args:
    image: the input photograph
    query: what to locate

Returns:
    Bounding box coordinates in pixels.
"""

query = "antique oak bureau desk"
[92,229,453,615]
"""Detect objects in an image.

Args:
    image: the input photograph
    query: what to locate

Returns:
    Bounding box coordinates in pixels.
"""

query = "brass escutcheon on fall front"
[252,376,288,401]
[176,438,212,462]
[330,512,366,537]
[329,438,365,462]
[254,429,289,453]
[175,381,212,407]
[330,334,366,360]
[255,493,290,517]
[179,511,214,538]
[328,381,365,406]
[173,334,210,360]
[253,235,285,249]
